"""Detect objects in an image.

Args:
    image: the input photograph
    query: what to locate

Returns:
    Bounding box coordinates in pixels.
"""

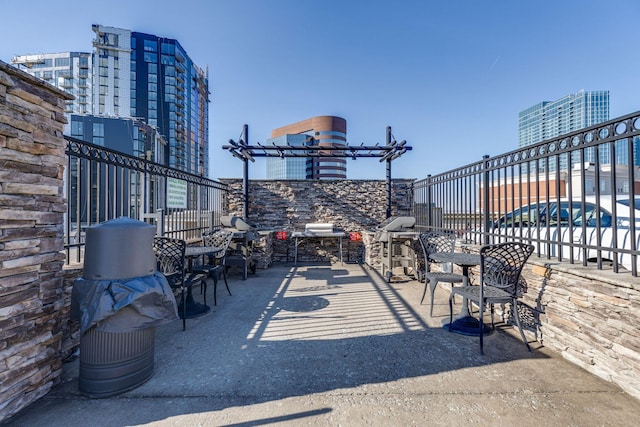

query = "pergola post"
[242,124,249,217]
[386,126,392,219]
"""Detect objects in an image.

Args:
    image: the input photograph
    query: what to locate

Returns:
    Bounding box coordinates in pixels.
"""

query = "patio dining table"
[429,251,490,336]
[177,246,225,318]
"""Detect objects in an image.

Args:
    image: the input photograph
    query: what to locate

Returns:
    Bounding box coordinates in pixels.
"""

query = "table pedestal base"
[178,293,210,319]
[444,316,492,336]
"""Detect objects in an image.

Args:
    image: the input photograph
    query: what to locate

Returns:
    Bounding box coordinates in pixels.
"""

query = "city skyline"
[2,0,640,181]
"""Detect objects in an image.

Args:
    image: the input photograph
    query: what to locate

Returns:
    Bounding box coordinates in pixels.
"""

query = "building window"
[143,39,157,52]
[92,123,104,146]
[161,42,175,55]
[71,121,83,138]
[144,52,158,63]
[55,57,70,67]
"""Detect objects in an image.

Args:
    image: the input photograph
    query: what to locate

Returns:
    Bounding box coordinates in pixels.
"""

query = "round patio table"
[429,251,490,336]
[177,246,224,318]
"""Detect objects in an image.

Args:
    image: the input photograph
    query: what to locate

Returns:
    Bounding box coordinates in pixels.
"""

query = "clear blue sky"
[2,0,639,181]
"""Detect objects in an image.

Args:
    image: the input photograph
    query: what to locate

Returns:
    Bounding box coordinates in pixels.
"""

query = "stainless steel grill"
[291,223,346,265]
[220,215,259,279]
[373,216,419,281]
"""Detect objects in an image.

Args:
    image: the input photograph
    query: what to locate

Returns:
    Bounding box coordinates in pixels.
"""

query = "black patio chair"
[418,230,465,316]
[152,236,208,330]
[448,241,535,354]
[191,229,235,306]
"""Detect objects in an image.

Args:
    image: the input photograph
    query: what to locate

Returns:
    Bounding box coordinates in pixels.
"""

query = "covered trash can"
[71,217,178,398]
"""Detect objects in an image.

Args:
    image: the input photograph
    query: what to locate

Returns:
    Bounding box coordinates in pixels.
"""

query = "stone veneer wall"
[0,62,78,422]
[221,178,415,266]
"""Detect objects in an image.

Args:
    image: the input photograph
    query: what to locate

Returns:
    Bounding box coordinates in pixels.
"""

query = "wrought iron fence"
[414,111,640,277]
[64,136,228,265]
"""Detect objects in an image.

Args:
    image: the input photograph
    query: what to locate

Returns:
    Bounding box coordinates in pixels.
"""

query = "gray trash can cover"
[83,217,157,281]
[71,272,178,334]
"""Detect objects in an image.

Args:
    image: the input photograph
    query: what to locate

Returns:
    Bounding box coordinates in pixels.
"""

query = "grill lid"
[304,223,335,235]
[376,216,415,231]
[221,215,256,231]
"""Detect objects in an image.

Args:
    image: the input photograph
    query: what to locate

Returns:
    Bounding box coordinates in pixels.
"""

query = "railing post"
[426,175,432,227]
[142,208,164,236]
[482,155,490,246]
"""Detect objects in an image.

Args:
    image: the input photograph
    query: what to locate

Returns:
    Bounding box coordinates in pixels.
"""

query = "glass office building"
[268,116,347,179]
[518,90,610,170]
[11,52,93,119]
[93,25,209,176]
[266,134,313,179]
[12,25,209,177]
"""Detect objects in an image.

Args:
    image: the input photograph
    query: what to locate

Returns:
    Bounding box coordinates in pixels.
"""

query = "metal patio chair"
[152,237,208,330]
[191,229,235,306]
[418,230,465,317]
[448,241,535,354]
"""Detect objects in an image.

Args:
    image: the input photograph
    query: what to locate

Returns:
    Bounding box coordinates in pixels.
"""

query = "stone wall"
[0,61,76,422]
[221,178,415,265]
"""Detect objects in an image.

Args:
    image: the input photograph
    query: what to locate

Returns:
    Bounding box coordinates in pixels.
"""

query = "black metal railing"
[414,111,640,277]
[64,136,228,265]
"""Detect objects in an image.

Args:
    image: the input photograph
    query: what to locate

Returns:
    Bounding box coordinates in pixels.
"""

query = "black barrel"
[79,326,155,398]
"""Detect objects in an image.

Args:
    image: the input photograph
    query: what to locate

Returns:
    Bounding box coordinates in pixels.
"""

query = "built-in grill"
[291,223,346,265]
[373,216,419,281]
[220,215,259,279]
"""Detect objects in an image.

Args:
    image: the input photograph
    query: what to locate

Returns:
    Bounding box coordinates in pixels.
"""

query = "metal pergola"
[222,124,412,218]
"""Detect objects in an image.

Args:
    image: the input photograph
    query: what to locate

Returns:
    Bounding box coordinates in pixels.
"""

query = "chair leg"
[429,280,439,317]
[512,299,532,352]
[420,280,429,304]
[448,294,454,331]
[210,272,218,306]
[201,278,207,306]
[222,268,231,296]
[181,288,186,331]
[479,300,484,355]
[490,304,495,329]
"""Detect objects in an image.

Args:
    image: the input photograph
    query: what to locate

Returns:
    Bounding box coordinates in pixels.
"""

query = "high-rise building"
[265,134,313,179]
[11,52,93,116]
[518,90,610,170]
[69,114,166,163]
[267,116,347,180]
[92,25,209,176]
[11,24,209,177]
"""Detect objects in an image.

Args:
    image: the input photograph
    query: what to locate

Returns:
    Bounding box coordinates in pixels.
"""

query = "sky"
[2,0,639,181]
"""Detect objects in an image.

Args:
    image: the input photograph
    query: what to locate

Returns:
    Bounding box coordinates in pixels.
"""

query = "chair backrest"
[480,242,534,296]
[202,230,234,259]
[418,230,456,272]
[419,230,456,257]
[153,237,186,288]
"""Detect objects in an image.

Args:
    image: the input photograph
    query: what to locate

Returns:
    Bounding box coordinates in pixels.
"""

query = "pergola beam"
[223,125,412,218]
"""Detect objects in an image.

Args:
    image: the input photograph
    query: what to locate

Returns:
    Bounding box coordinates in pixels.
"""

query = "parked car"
[487,196,640,272]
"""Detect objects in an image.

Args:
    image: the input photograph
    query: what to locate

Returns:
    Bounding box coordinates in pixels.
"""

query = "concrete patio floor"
[4,262,640,426]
